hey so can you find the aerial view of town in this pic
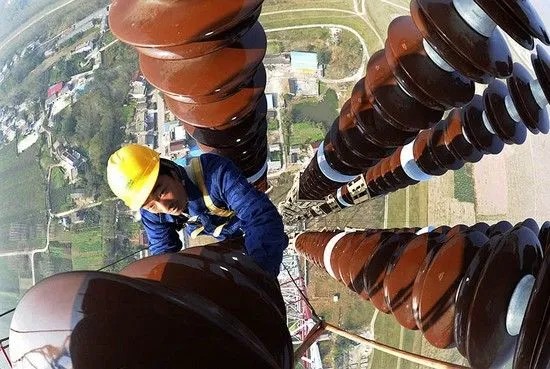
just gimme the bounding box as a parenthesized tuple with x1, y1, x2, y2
(0, 0, 549, 368)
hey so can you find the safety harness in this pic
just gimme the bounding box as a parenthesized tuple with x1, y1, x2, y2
(184, 157, 235, 239)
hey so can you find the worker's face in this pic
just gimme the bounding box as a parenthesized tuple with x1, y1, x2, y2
(141, 174, 188, 216)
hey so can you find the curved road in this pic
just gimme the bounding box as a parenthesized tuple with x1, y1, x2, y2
(0, 0, 82, 54)
(262, 6, 386, 83)
(266, 24, 369, 83)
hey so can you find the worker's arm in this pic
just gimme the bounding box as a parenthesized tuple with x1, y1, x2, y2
(140, 210, 183, 255)
(203, 154, 288, 277)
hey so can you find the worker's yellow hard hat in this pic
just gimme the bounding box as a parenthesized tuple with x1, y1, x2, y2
(107, 144, 160, 211)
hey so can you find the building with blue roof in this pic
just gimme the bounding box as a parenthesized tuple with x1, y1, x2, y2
(290, 52, 318, 74)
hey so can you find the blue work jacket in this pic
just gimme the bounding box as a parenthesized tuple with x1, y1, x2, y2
(140, 154, 288, 277)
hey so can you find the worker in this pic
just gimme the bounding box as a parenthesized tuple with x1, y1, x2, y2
(107, 144, 288, 277)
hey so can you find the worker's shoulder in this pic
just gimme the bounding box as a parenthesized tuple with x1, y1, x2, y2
(199, 153, 237, 172)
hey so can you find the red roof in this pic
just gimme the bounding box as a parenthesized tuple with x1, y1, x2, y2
(47, 82, 64, 98)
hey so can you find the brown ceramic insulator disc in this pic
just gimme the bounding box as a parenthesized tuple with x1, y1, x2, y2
(197, 120, 266, 157)
(350, 80, 417, 147)
(454, 234, 502, 357)
(483, 79, 528, 145)
(426, 120, 464, 171)
(414, 230, 487, 349)
(465, 226, 542, 369)
(385, 16, 475, 110)
(120, 252, 292, 368)
(532, 45, 550, 106)
(385, 230, 447, 329)
(166, 65, 266, 128)
(474, 0, 550, 49)
(181, 245, 286, 315)
(414, 127, 451, 176)
(9, 270, 288, 369)
(332, 184, 351, 207)
(444, 108, 484, 163)
(339, 101, 384, 165)
(389, 147, 419, 189)
(410, 0, 513, 84)
(379, 156, 401, 190)
(366, 50, 443, 132)
(343, 232, 393, 297)
(348, 105, 403, 159)
(517, 218, 540, 237)
(470, 222, 490, 234)
(514, 249, 550, 369)
(366, 167, 387, 197)
(539, 221, 550, 253)
(108, 0, 263, 59)
(364, 233, 418, 314)
(372, 161, 395, 194)
(323, 126, 365, 175)
(508, 62, 549, 135)
(486, 220, 514, 238)
(328, 234, 358, 282)
(182, 96, 267, 148)
(462, 95, 505, 155)
(139, 22, 266, 104)
(331, 117, 378, 170)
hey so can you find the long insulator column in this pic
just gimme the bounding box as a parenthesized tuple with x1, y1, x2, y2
(363, 45, 550, 198)
(298, 0, 549, 200)
(303, 44, 550, 219)
(108, 1, 269, 191)
(296, 219, 550, 369)
(9, 244, 293, 368)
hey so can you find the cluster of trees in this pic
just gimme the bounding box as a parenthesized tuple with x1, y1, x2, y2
(0, 49, 48, 106)
(52, 42, 138, 199)
(290, 88, 339, 131)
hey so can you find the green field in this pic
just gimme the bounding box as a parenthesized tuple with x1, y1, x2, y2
(386, 182, 429, 229)
(0, 141, 47, 250)
(290, 122, 325, 146)
(263, 0, 355, 12)
(49, 166, 73, 213)
(260, 11, 383, 53)
(53, 226, 103, 270)
(369, 312, 401, 369)
(454, 164, 475, 203)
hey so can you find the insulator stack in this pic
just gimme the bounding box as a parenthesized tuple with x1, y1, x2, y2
(9, 244, 293, 369)
(298, 0, 549, 200)
(362, 45, 550, 198)
(296, 219, 550, 368)
(108, 0, 269, 191)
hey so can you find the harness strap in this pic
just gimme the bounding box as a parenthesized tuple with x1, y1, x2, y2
(188, 158, 235, 218)
(190, 226, 205, 239)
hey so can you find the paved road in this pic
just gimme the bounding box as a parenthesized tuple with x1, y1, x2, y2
(266, 24, 369, 83)
(0, 0, 82, 54)
(262, 5, 386, 83)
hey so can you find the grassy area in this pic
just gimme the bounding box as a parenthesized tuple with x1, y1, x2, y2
(268, 118, 279, 131)
(53, 226, 104, 270)
(0, 141, 47, 249)
(369, 312, 401, 369)
(263, 0, 355, 12)
(364, 0, 409, 38)
(260, 11, 383, 53)
(386, 183, 429, 229)
(49, 166, 74, 213)
(291, 89, 339, 129)
(454, 164, 475, 203)
(265, 27, 363, 79)
(290, 121, 325, 146)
